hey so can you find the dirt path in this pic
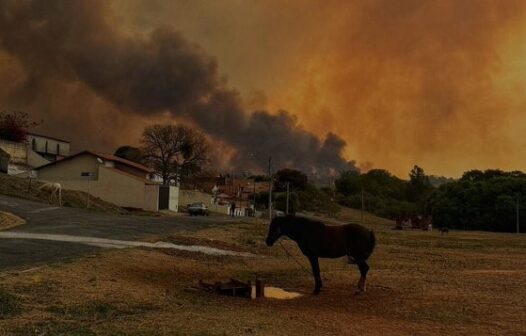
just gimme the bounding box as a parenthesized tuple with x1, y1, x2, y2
(0, 231, 253, 257)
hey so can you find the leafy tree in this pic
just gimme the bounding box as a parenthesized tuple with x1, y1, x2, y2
(0, 111, 38, 142)
(428, 175, 456, 187)
(114, 146, 144, 164)
(141, 124, 209, 185)
(429, 169, 526, 232)
(273, 168, 308, 192)
(335, 170, 361, 196)
(295, 184, 340, 216)
(274, 192, 299, 214)
(250, 175, 270, 182)
(460, 169, 485, 182)
(407, 165, 433, 202)
(335, 167, 429, 218)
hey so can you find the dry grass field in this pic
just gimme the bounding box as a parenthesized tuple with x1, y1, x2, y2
(0, 210, 525, 335)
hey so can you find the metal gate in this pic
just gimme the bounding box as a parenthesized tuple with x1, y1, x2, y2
(158, 186, 170, 210)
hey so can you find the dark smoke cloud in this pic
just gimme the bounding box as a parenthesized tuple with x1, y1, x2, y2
(0, 0, 356, 176)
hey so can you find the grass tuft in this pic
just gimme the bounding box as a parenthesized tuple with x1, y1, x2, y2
(0, 290, 21, 319)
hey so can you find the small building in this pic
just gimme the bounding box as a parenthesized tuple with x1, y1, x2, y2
(35, 150, 178, 212)
(218, 177, 268, 200)
(0, 132, 70, 175)
(27, 133, 71, 161)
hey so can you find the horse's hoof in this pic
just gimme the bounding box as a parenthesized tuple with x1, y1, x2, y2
(312, 289, 321, 295)
(354, 290, 364, 296)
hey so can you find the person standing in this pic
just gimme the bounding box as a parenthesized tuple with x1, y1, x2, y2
(230, 202, 236, 217)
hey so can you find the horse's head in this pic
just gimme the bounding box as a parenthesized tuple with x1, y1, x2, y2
(266, 216, 284, 246)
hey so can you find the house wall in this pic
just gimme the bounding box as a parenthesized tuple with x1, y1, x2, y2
(144, 184, 160, 212)
(36, 154, 160, 212)
(0, 140, 27, 165)
(39, 165, 159, 212)
(97, 167, 158, 211)
(37, 153, 99, 181)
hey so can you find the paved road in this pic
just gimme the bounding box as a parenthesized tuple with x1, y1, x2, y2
(0, 194, 242, 271)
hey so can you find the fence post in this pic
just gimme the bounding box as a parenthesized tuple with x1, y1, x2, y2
(517, 196, 520, 234)
(286, 182, 290, 215)
(268, 156, 272, 220)
(361, 188, 365, 224)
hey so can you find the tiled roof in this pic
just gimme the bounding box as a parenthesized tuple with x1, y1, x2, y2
(35, 150, 154, 174)
(94, 153, 153, 173)
(28, 132, 70, 143)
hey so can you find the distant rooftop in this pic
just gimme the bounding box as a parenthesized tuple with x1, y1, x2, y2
(28, 132, 70, 143)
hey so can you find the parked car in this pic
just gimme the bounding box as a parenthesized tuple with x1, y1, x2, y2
(187, 202, 210, 216)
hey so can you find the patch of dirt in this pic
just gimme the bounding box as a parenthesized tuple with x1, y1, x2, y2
(0, 211, 25, 230)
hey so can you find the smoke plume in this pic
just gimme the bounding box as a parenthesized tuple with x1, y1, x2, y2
(0, 0, 356, 176)
(114, 0, 526, 177)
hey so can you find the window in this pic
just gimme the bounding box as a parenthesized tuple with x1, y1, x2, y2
(32, 138, 36, 151)
(56, 143, 60, 155)
(45, 141, 48, 153)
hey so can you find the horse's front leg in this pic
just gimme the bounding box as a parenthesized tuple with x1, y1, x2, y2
(308, 256, 322, 294)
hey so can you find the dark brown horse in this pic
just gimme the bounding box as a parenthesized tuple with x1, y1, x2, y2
(266, 216, 376, 294)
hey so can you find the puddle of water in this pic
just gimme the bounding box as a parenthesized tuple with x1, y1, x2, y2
(251, 286, 302, 300)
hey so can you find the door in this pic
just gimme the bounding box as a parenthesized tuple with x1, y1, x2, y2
(158, 186, 170, 210)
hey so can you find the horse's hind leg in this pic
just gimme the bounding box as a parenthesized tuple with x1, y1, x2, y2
(356, 261, 369, 293)
(308, 256, 322, 295)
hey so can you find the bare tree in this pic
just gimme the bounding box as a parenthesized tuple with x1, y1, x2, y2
(141, 124, 209, 185)
(0, 111, 40, 142)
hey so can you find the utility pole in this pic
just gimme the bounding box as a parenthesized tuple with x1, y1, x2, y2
(87, 176, 91, 209)
(286, 182, 290, 215)
(268, 156, 272, 220)
(253, 180, 256, 217)
(361, 188, 365, 224)
(517, 196, 520, 234)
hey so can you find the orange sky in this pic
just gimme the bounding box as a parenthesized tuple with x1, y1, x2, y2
(3, 0, 526, 177)
(114, 0, 526, 177)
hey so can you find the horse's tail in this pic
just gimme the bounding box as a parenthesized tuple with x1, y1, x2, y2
(364, 230, 376, 260)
